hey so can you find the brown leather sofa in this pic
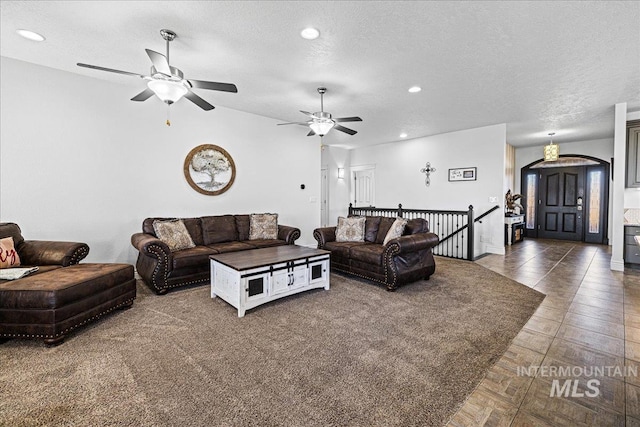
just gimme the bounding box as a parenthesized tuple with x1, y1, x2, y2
(313, 217, 439, 291)
(131, 215, 301, 294)
(0, 222, 136, 345)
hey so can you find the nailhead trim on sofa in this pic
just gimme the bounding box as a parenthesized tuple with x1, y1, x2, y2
(0, 297, 134, 340)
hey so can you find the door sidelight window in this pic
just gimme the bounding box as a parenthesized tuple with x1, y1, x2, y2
(587, 170, 602, 234)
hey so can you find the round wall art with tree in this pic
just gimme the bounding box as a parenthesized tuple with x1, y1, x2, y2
(183, 144, 236, 195)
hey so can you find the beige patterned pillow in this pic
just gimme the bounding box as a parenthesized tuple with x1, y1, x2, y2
(335, 216, 366, 242)
(383, 217, 408, 245)
(152, 219, 196, 251)
(249, 213, 278, 240)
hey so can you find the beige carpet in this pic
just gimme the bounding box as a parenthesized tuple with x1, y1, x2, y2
(0, 257, 544, 427)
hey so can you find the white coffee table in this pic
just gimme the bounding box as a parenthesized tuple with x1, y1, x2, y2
(210, 246, 330, 317)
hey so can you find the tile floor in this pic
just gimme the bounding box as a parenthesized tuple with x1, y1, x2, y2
(447, 238, 640, 426)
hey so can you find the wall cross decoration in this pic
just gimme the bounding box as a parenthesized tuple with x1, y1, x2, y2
(420, 162, 436, 186)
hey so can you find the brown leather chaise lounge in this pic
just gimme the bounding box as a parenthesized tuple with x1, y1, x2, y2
(131, 215, 301, 294)
(314, 216, 439, 291)
(0, 222, 136, 345)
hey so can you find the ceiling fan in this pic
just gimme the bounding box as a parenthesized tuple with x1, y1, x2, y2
(278, 87, 362, 137)
(77, 29, 237, 112)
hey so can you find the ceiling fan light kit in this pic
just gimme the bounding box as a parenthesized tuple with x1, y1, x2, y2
(308, 112, 335, 136)
(76, 29, 238, 123)
(147, 79, 188, 104)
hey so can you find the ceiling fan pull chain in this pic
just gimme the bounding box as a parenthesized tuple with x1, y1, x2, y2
(166, 104, 171, 126)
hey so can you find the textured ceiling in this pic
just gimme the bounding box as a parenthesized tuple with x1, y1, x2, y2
(1, 1, 639, 149)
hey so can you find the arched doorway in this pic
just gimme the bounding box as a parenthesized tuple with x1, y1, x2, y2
(521, 155, 610, 244)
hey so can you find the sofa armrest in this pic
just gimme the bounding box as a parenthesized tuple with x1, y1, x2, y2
(131, 233, 174, 294)
(131, 233, 171, 260)
(382, 232, 439, 290)
(313, 227, 337, 249)
(277, 225, 301, 244)
(20, 240, 89, 267)
(384, 232, 439, 255)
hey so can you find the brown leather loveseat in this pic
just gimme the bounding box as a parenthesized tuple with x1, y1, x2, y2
(131, 215, 301, 294)
(313, 216, 439, 291)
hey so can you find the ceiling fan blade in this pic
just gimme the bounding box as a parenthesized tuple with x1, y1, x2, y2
(334, 124, 358, 135)
(77, 63, 145, 78)
(188, 80, 238, 93)
(184, 90, 215, 111)
(277, 121, 311, 126)
(130, 88, 155, 102)
(300, 110, 316, 117)
(334, 116, 363, 123)
(307, 129, 316, 137)
(145, 49, 171, 75)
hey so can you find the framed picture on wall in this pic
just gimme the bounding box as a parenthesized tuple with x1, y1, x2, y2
(448, 167, 477, 182)
(184, 144, 236, 195)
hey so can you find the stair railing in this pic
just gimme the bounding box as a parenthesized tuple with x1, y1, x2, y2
(348, 203, 500, 260)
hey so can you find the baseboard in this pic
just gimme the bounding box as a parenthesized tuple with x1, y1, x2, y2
(483, 243, 505, 255)
(610, 259, 624, 272)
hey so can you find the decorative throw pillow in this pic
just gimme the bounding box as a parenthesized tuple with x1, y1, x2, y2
(335, 216, 366, 242)
(249, 213, 278, 240)
(0, 237, 21, 269)
(383, 217, 409, 245)
(375, 217, 397, 244)
(152, 219, 196, 252)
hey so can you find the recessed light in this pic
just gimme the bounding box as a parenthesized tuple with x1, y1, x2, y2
(16, 29, 45, 42)
(300, 27, 320, 40)
(399, 133, 408, 138)
(408, 86, 421, 93)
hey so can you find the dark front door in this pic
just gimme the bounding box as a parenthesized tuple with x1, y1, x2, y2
(537, 167, 585, 240)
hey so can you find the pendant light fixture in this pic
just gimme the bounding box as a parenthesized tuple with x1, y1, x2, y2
(543, 132, 559, 161)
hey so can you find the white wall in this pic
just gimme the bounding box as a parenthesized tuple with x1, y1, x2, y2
(346, 124, 507, 256)
(505, 143, 516, 194)
(0, 57, 320, 263)
(321, 146, 351, 222)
